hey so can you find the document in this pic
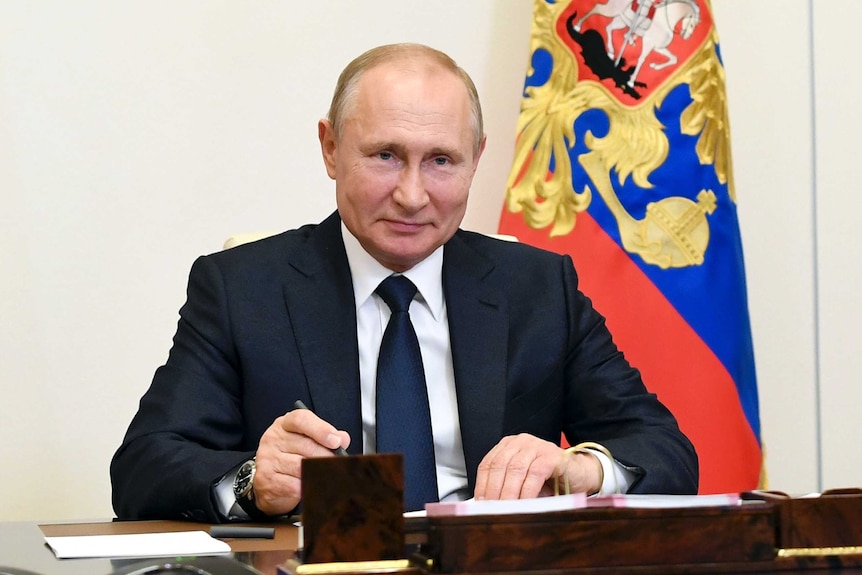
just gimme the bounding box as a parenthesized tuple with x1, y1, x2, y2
(44, 530, 231, 559)
(586, 493, 742, 508)
(424, 493, 743, 517)
(426, 493, 588, 516)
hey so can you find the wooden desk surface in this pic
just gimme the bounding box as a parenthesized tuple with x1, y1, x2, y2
(39, 519, 300, 553)
(37, 520, 300, 573)
(0, 518, 856, 575)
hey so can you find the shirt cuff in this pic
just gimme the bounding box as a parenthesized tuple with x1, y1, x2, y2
(583, 447, 637, 495)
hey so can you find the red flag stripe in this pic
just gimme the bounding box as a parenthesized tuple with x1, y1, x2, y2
(499, 208, 761, 493)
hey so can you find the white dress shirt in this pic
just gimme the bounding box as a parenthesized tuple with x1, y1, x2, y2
(215, 224, 633, 518)
(342, 224, 632, 498)
(342, 223, 470, 502)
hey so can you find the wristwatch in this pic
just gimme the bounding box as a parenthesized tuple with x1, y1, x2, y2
(233, 458, 268, 520)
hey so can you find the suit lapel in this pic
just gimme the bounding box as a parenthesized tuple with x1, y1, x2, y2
(443, 233, 509, 489)
(280, 222, 510, 473)
(280, 213, 363, 452)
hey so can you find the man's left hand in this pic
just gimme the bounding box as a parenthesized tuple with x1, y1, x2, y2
(473, 434, 602, 500)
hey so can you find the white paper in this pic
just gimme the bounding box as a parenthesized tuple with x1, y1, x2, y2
(586, 493, 742, 508)
(423, 493, 747, 517)
(44, 530, 231, 559)
(426, 493, 588, 516)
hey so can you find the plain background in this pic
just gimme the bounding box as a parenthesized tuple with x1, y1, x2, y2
(1, 0, 858, 521)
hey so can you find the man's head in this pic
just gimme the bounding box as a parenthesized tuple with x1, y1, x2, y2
(318, 43, 487, 273)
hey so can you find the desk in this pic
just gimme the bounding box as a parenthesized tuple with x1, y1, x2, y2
(0, 518, 858, 575)
(0, 520, 299, 575)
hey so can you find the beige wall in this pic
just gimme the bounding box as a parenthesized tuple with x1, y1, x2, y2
(0, 0, 857, 521)
(811, 0, 862, 487)
(718, 0, 862, 492)
(715, 0, 819, 493)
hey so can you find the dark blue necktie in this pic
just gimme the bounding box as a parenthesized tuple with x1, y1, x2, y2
(375, 275, 439, 512)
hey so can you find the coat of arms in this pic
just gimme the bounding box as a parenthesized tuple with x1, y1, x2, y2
(505, 0, 732, 269)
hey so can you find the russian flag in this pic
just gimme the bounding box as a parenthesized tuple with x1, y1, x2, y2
(499, 0, 762, 493)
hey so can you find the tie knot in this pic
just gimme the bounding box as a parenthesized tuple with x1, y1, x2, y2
(376, 275, 417, 313)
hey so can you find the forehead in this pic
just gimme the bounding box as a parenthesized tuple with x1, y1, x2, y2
(360, 58, 463, 94)
(346, 61, 472, 139)
(356, 61, 470, 119)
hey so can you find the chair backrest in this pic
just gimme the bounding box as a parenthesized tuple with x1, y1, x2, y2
(223, 231, 280, 250)
(223, 231, 518, 250)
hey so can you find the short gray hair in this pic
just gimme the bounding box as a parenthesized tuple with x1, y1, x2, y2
(326, 43, 484, 155)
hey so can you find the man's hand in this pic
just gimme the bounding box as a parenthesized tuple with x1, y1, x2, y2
(474, 434, 602, 500)
(251, 409, 350, 516)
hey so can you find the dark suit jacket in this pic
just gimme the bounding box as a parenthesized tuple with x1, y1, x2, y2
(111, 211, 697, 521)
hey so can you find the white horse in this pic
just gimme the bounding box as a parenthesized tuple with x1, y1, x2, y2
(573, 0, 633, 36)
(574, 0, 702, 87)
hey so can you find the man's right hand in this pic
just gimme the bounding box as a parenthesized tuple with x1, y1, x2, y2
(251, 408, 350, 516)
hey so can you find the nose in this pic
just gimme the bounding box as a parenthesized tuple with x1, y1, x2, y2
(393, 165, 429, 212)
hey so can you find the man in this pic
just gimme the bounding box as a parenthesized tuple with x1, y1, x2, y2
(111, 43, 697, 522)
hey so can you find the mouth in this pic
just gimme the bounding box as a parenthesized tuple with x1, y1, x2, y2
(384, 219, 427, 234)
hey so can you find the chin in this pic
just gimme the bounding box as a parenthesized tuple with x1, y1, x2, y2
(379, 247, 432, 271)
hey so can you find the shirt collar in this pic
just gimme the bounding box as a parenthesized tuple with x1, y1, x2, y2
(341, 222, 445, 321)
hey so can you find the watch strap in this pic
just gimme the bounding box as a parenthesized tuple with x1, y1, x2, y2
(235, 490, 271, 521)
(233, 459, 271, 521)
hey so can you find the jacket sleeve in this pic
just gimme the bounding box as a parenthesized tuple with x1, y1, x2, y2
(110, 255, 254, 522)
(558, 254, 699, 494)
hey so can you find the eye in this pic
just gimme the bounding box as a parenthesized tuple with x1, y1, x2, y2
(378, 151, 393, 161)
(433, 156, 449, 166)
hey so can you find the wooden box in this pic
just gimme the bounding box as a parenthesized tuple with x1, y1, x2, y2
(744, 489, 862, 550)
(422, 503, 776, 573)
(301, 454, 405, 564)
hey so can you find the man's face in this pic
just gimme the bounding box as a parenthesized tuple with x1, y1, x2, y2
(319, 61, 485, 272)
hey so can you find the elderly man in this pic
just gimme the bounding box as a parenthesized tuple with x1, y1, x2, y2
(111, 43, 697, 522)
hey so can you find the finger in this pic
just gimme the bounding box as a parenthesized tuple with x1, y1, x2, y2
(525, 445, 570, 498)
(336, 430, 351, 451)
(518, 458, 552, 499)
(259, 415, 334, 462)
(478, 435, 563, 500)
(474, 443, 502, 500)
(256, 446, 303, 480)
(476, 438, 516, 500)
(251, 450, 303, 516)
(474, 459, 490, 499)
(497, 448, 535, 500)
(280, 408, 349, 453)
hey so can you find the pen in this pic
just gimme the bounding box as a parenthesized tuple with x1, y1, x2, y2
(293, 399, 349, 457)
(210, 525, 275, 539)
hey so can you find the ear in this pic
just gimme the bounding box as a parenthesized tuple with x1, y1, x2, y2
(472, 134, 488, 173)
(318, 119, 338, 180)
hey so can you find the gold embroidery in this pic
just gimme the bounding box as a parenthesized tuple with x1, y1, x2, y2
(505, 0, 732, 268)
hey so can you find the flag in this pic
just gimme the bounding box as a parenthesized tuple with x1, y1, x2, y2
(499, 0, 761, 493)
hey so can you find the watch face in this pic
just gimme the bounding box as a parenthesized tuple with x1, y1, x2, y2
(234, 460, 255, 499)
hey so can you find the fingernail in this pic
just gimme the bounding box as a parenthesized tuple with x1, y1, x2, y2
(326, 433, 341, 449)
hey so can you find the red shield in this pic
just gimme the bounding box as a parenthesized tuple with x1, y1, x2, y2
(555, 0, 713, 106)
